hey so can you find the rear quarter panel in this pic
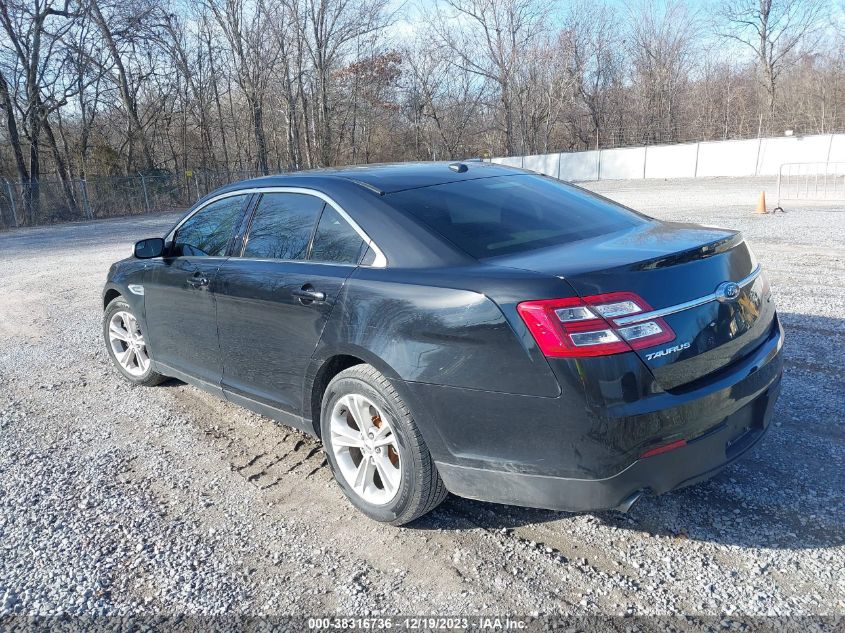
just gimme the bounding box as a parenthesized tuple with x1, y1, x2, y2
(307, 266, 568, 458)
(314, 267, 562, 398)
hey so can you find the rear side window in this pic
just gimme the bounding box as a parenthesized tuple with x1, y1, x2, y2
(173, 194, 248, 257)
(310, 206, 366, 264)
(243, 193, 324, 260)
(386, 175, 646, 258)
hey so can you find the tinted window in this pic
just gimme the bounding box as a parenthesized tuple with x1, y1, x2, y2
(310, 206, 366, 264)
(243, 193, 324, 260)
(386, 175, 646, 258)
(173, 195, 247, 257)
(360, 246, 376, 266)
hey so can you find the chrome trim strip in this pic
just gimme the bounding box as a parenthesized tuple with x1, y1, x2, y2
(167, 186, 387, 268)
(738, 265, 763, 287)
(612, 266, 762, 326)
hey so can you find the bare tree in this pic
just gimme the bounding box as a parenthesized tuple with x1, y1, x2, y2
(433, 0, 550, 156)
(402, 34, 485, 160)
(204, 0, 279, 175)
(717, 0, 828, 131)
(565, 0, 622, 149)
(88, 0, 160, 172)
(160, 11, 217, 171)
(61, 4, 107, 180)
(0, 0, 80, 222)
(626, 0, 698, 144)
(285, 0, 391, 166)
(264, 0, 307, 169)
(0, 70, 28, 185)
(3, 0, 845, 228)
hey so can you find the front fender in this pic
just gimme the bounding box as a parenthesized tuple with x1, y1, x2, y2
(102, 262, 149, 332)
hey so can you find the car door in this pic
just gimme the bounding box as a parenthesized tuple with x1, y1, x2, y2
(143, 192, 251, 389)
(214, 190, 370, 420)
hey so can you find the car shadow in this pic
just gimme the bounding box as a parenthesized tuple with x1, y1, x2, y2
(410, 312, 844, 551)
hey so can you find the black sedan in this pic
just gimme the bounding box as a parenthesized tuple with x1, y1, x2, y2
(103, 162, 783, 525)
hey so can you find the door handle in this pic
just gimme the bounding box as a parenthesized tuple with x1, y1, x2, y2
(187, 273, 209, 288)
(292, 286, 326, 303)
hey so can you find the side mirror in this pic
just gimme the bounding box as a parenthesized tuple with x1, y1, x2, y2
(134, 237, 165, 259)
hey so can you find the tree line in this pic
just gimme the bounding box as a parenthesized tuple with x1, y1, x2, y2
(0, 0, 843, 223)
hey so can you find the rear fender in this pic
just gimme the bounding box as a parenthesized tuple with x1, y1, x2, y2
(301, 342, 446, 453)
(319, 270, 562, 397)
(309, 270, 566, 460)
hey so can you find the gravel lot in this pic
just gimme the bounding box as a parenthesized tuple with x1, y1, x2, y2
(0, 176, 843, 618)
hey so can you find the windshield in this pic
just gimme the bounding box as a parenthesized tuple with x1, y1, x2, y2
(386, 174, 648, 258)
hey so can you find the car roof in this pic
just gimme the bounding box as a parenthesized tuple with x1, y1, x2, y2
(226, 161, 526, 195)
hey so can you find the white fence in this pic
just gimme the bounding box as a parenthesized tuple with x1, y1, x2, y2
(491, 133, 845, 182)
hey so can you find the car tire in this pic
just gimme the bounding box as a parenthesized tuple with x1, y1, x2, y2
(103, 296, 166, 387)
(321, 364, 448, 526)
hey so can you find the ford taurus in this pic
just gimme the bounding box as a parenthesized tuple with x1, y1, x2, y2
(103, 162, 783, 525)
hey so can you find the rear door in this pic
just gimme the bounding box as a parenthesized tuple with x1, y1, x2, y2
(214, 190, 369, 416)
(144, 193, 250, 388)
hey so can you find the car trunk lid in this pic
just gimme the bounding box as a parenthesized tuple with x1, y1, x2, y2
(491, 221, 776, 390)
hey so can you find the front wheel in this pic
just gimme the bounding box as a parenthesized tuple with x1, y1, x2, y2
(103, 296, 165, 387)
(321, 364, 447, 526)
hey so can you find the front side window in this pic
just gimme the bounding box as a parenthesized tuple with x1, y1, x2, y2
(173, 194, 248, 257)
(243, 193, 324, 260)
(310, 206, 366, 264)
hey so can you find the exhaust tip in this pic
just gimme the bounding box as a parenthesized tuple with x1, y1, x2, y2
(615, 490, 646, 513)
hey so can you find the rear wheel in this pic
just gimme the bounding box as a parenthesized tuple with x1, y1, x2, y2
(104, 296, 165, 386)
(321, 364, 447, 525)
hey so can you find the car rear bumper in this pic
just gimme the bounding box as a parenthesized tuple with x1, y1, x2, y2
(409, 316, 784, 513)
(434, 373, 780, 512)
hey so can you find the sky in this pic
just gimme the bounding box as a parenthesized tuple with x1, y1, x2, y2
(386, 0, 845, 62)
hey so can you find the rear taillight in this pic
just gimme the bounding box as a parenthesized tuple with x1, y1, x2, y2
(517, 292, 675, 358)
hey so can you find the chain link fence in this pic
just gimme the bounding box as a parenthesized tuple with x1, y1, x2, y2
(0, 170, 263, 230)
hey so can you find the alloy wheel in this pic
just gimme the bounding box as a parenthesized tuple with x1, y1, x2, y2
(108, 310, 150, 377)
(329, 393, 402, 505)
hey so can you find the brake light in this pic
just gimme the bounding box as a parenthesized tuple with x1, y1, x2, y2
(516, 292, 675, 358)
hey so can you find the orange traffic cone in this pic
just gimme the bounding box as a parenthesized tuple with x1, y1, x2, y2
(755, 191, 768, 214)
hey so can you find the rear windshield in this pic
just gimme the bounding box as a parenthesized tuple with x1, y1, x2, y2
(386, 175, 647, 258)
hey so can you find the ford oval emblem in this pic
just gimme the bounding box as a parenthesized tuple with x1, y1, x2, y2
(715, 281, 741, 302)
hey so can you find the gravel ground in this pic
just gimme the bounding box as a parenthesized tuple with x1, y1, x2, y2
(0, 176, 843, 618)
